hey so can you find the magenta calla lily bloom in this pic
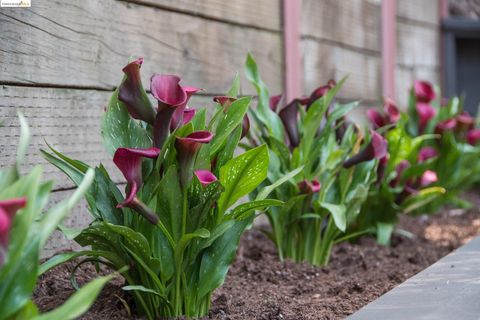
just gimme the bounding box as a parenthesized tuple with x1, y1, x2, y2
(456, 112, 475, 133)
(194, 170, 218, 187)
(298, 179, 321, 194)
(270, 94, 283, 112)
(418, 146, 438, 162)
(0, 197, 27, 265)
(171, 107, 196, 130)
(467, 129, 480, 145)
(384, 98, 400, 123)
(416, 102, 436, 133)
(376, 154, 389, 183)
(434, 118, 456, 135)
(367, 108, 388, 129)
(414, 80, 436, 103)
(118, 58, 156, 125)
(279, 99, 300, 148)
(307, 79, 336, 109)
(343, 130, 388, 168)
(151, 74, 200, 147)
(176, 131, 214, 187)
(113, 147, 160, 224)
(420, 170, 438, 187)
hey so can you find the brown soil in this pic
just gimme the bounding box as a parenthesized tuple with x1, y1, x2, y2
(34, 193, 480, 320)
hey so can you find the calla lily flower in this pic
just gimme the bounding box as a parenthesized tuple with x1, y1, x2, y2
(367, 109, 388, 129)
(118, 58, 156, 125)
(414, 80, 436, 103)
(279, 99, 300, 148)
(298, 179, 321, 194)
(384, 98, 400, 123)
(418, 146, 438, 162)
(456, 112, 475, 133)
(376, 154, 389, 183)
(151, 74, 200, 147)
(434, 118, 456, 135)
(113, 147, 160, 224)
(416, 103, 436, 133)
(213, 96, 237, 108)
(0, 197, 27, 265)
(175, 131, 214, 187)
(467, 129, 480, 145)
(270, 94, 283, 112)
(307, 79, 336, 109)
(420, 170, 438, 186)
(171, 107, 196, 130)
(343, 130, 388, 168)
(194, 170, 218, 187)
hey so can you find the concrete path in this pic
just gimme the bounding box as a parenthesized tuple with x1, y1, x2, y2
(348, 236, 480, 320)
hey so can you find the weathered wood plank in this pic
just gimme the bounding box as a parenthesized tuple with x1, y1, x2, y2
(126, 0, 281, 31)
(0, 0, 283, 94)
(301, 0, 381, 52)
(397, 20, 440, 69)
(0, 85, 214, 190)
(302, 39, 381, 101)
(397, 0, 439, 26)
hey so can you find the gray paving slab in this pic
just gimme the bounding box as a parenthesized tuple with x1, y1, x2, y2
(348, 236, 480, 320)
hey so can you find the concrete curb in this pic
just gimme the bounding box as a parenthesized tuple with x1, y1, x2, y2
(348, 236, 480, 320)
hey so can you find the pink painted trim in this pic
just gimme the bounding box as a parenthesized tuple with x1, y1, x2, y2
(381, 0, 397, 99)
(439, 0, 449, 18)
(283, 0, 302, 102)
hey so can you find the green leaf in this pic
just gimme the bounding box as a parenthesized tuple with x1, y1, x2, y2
(319, 202, 347, 232)
(16, 113, 30, 167)
(41, 149, 85, 186)
(122, 285, 164, 297)
(156, 166, 183, 241)
(217, 145, 269, 213)
(229, 199, 284, 219)
(376, 222, 395, 246)
(32, 275, 112, 320)
(101, 88, 151, 155)
(256, 166, 304, 200)
(226, 73, 241, 97)
(401, 187, 446, 214)
(209, 97, 251, 155)
(244, 53, 284, 140)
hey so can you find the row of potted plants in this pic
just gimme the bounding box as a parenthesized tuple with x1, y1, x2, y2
(1, 54, 479, 319)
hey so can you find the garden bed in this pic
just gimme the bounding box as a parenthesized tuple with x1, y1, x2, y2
(34, 193, 480, 320)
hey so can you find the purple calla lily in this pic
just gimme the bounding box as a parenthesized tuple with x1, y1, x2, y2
(0, 197, 27, 265)
(467, 129, 480, 145)
(343, 130, 388, 168)
(434, 118, 456, 135)
(270, 94, 283, 112)
(113, 147, 160, 224)
(376, 154, 389, 183)
(151, 74, 200, 147)
(420, 170, 438, 186)
(367, 109, 388, 129)
(213, 96, 237, 108)
(307, 79, 336, 109)
(298, 179, 321, 194)
(175, 131, 214, 187)
(279, 99, 300, 148)
(384, 97, 400, 123)
(414, 80, 436, 103)
(367, 98, 400, 130)
(456, 112, 475, 133)
(416, 102, 436, 133)
(118, 58, 156, 125)
(418, 146, 438, 162)
(194, 170, 218, 187)
(171, 107, 196, 130)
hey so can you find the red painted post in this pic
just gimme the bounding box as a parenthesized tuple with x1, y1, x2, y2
(439, 0, 448, 93)
(381, 0, 397, 99)
(283, 0, 302, 102)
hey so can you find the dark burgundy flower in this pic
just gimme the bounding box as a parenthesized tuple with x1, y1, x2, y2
(456, 112, 475, 133)
(214, 96, 237, 108)
(171, 107, 196, 130)
(418, 146, 438, 162)
(416, 103, 436, 133)
(307, 79, 336, 109)
(367, 109, 388, 129)
(384, 97, 400, 123)
(113, 147, 160, 224)
(414, 80, 436, 103)
(390, 160, 410, 187)
(376, 154, 389, 183)
(420, 170, 438, 186)
(467, 129, 480, 145)
(279, 99, 300, 148)
(298, 179, 321, 194)
(151, 74, 200, 147)
(194, 170, 218, 187)
(343, 130, 388, 168)
(242, 114, 251, 139)
(270, 94, 283, 112)
(434, 118, 456, 135)
(118, 58, 156, 125)
(175, 131, 214, 187)
(0, 197, 27, 265)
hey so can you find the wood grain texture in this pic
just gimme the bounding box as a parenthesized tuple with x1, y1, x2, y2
(302, 39, 381, 101)
(0, 85, 214, 190)
(0, 0, 282, 94)
(397, 0, 439, 26)
(397, 20, 440, 68)
(301, 0, 381, 52)
(125, 0, 281, 31)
